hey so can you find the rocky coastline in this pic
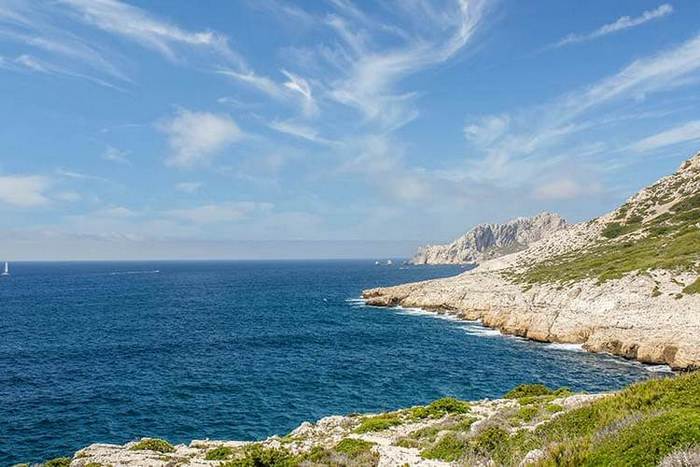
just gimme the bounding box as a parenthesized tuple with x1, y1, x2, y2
(365, 152, 700, 370)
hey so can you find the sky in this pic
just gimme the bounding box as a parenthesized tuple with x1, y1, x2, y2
(2, 0, 700, 260)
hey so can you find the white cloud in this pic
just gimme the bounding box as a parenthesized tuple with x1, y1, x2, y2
(0, 1, 131, 83)
(268, 120, 336, 145)
(217, 69, 284, 98)
(466, 31, 700, 183)
(464, 115, 510, 146)
(9, 53, 124, 90)
(632, 120, 700, 152)
(327, 0, 489, 130)
(281, 69, 317, 115)
(59, 0, 242, 66)
(102, 145, 130, 164)
(533, 178, 602, 200)
(175, 181, 202, 193)
(0, 175, 51, 207)
(166, 201, 273, 224)
(555, 4, 673, 48)
(158, 109, 243, 168)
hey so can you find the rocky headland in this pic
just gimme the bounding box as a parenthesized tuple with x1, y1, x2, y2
(365, 152, 700, 370)
(410, 213, 567, 265)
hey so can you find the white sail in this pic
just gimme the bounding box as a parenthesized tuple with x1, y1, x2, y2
(2, 262, 8, 276)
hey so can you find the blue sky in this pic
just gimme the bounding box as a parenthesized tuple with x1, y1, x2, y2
(2, 0, 700, 259)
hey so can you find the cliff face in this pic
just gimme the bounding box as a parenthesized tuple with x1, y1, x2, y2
(410, 212, 567, 264)
(365, 151, 700, 370)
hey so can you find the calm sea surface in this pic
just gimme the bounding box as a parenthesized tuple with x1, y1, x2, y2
(0, 260, 656, 464)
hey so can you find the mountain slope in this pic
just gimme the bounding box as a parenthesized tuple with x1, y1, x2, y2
(410, 212, 566, 264)
(364, 151, 700, 369)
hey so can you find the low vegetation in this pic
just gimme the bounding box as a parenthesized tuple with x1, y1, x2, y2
(43, 458, 71, 467)
(129, 438, 175, 453)
(38, 374, 700, 467)
(205, 445, 235, 460)
(518, 190, 700, 285)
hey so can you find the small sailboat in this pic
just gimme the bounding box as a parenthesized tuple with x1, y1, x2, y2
(1, 261, 9, 276)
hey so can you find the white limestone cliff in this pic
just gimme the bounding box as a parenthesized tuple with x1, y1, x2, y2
(410, 213, 567, 265)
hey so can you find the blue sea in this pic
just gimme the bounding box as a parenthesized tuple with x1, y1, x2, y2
(1, 260, 657, 465)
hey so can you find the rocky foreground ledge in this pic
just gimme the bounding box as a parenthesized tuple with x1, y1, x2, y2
(30, 373, 700, 466)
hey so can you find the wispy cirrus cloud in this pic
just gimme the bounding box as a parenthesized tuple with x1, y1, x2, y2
(325, 0, 489, 130)
(0, 53, 125, 90)
(632, 120, 700, 152)
(553, 4, 673, 48)
(158, 109, 244, 168)
(268, 120, 337, 146)
(464, 30, 700, 182)
(58, 0, 244, 66)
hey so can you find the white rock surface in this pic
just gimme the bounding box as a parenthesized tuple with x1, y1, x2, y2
(410, 212, 567, 265)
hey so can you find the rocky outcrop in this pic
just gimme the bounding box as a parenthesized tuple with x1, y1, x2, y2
(365, 151, 700, 370)
(410, 212, 566, 264)
(60, 392, 606, 467)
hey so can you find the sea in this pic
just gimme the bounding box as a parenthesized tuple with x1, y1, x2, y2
(0, 260, 663, 465)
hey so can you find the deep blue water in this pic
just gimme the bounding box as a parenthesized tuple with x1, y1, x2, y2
(0, 260, 655, 465)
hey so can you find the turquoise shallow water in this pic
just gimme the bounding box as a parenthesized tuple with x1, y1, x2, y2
(0, 260, 655, 465)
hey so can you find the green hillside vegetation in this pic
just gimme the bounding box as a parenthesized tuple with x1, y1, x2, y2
(518, 191, 700, 288)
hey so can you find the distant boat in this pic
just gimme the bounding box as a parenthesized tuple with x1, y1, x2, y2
(375, 260, 380, 265)
(1, 262, 9, 276)
(386, 259, 393, 265)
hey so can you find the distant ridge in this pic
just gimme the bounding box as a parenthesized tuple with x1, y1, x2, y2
(410, 212, 567, 264)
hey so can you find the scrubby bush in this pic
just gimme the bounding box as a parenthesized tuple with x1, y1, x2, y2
(421, 432, 468, 461)
(129, 438, 175, 453)
(222, 444, 296, 467)
(43, 458, 71, 467)
(354, 413, 402, 433)
(205, 446, 235, 460)
(409, 397, 471, 419)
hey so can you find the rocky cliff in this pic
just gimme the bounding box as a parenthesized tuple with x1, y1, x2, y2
(410, 212, 567, 264)
(365, 151, 700, 370)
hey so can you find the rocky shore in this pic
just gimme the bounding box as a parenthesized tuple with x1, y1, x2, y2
(32, 372, 700, 466)
(365, 152, 700, 370)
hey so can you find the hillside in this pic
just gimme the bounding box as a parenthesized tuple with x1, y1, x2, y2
(364, 151, 700, 369)
(410, 213, 566, 265)
(41, 373, 700, 466)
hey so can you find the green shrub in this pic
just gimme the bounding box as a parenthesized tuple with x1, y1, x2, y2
(546, 404, 564, 413)
(683, 277, 700, 294)
(354, 413, 402, 433)
(421, 432, 468, 461)
(222, 444, 297, 467)
(514, 405, 539, 422)
(547, 409, 700, 466)
(472, 426, 509, 455)
(43, 459, 71, 467)
(205, 446, 235, 460)
(410, 397, 471, 419)
(504, 384, 552, 399)
(334, 438, 375, 458)
(129, 438, 175, 453)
